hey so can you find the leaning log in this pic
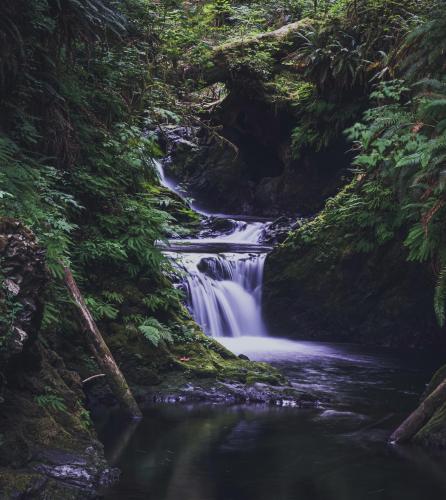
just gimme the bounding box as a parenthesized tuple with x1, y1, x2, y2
(63, 266, 142, 419)
(389, 378, 446, 444)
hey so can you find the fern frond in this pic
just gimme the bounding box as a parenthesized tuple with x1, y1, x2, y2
(434, 264, 446, 326)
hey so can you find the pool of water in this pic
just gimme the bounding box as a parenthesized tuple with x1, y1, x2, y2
(100, 338, 446, 500)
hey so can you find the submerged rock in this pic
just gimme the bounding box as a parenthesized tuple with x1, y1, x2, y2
(146, 375, 319, 408)
(32, 447, 118, 494)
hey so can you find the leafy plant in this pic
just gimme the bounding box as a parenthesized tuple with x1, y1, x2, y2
(138, 317, 173, 347)
(35, 392, 67, 413)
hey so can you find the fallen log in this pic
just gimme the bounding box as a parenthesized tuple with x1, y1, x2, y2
(63, 266, 142, 419)
(389, 378, 446, 444)
(187, 19, 309, 85)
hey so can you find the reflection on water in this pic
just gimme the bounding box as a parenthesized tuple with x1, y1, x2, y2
(101, 339, 446, 500)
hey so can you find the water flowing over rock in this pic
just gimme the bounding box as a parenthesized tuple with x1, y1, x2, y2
(176, 251, 268, 338)
(156, 155, 272, 339)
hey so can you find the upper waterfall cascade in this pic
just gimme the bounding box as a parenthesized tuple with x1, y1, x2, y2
(155, 158, 271, 338)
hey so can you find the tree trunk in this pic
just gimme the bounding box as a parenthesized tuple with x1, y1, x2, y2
(389, 378, 446, 444)
(186, 20, 309, 85)
(63, 266, 142, 419)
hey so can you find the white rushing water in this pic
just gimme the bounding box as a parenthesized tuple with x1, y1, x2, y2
(178, 220, 268, 245)
(168, 251, 268, 338)
(154, 158, 211, 216)
(155, 156, 271, 338)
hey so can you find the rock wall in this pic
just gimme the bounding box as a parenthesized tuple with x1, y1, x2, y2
(0, 218, 47, 365)
(263, 225, 445, 349)
(0, 219, 114, 498)
(160, 93, 350, 217)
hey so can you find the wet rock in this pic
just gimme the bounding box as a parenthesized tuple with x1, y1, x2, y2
(141, 373, 318, 409)
(32, 447, 119, 493)
(0, 218, 48, 367)
(259, 216, 303, 245)
(158, 125, 200, 156)
(199, 216, 238, 238)
(197, 256, 231, 281)
(238, 354, 250, 361)
(157, 90, 350, 217)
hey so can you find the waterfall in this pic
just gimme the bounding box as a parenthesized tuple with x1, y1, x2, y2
(155, 156, 271, 338)
(171, 252, 268, 338)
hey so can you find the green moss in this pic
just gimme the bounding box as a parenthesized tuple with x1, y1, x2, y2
(167, 332, 284, 386)
(423, 365, 446, 398)
(414, 402, 446, 449)
(263, 179, 441, 347)
(0, 341, 100, 469)
(246, 372, 282, 386)
(0, 470, 45, 498)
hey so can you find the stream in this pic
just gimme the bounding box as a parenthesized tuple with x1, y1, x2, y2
(102, 159, 446, 499)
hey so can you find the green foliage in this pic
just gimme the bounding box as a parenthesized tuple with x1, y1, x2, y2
(434, 265, 446, 327)
(285, 0, 430, 156)
(138, 317, 173, 347)
(292, 24, 368, 94)
(0, 0, 196, 338)
(227, 41, 278, 81)
(35, 392, 67, 413)
(78, 405, 93, 431)
(142, 287, 185, 314)
(339, 3, 446, 324)
(0, 136, 78, 277)
(0, 0, 441, 344)
(291, 98, 361, 154)
(84, 296, 119, 321)
(285, 2, 446, 326)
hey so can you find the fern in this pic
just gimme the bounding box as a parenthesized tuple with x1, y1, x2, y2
(84, 296, 119, 320)
(35, 393, 67, 413)
(138, 317, 173, 347)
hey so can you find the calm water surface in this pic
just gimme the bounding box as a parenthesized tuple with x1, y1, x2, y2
(101, 337, 446, 500)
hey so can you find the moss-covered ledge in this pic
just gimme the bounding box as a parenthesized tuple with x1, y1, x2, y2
(263, 186, 445, 348)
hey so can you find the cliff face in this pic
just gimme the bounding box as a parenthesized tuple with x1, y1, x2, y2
(0, 218, 114, 498)
(263, 221, 445, 349)
(162, 101, 349, 218)
(0, 219, 47, 365)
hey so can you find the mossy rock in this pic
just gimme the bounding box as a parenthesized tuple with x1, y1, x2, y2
(0, 470, 47, 499)
(263, 214, 444, 348)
